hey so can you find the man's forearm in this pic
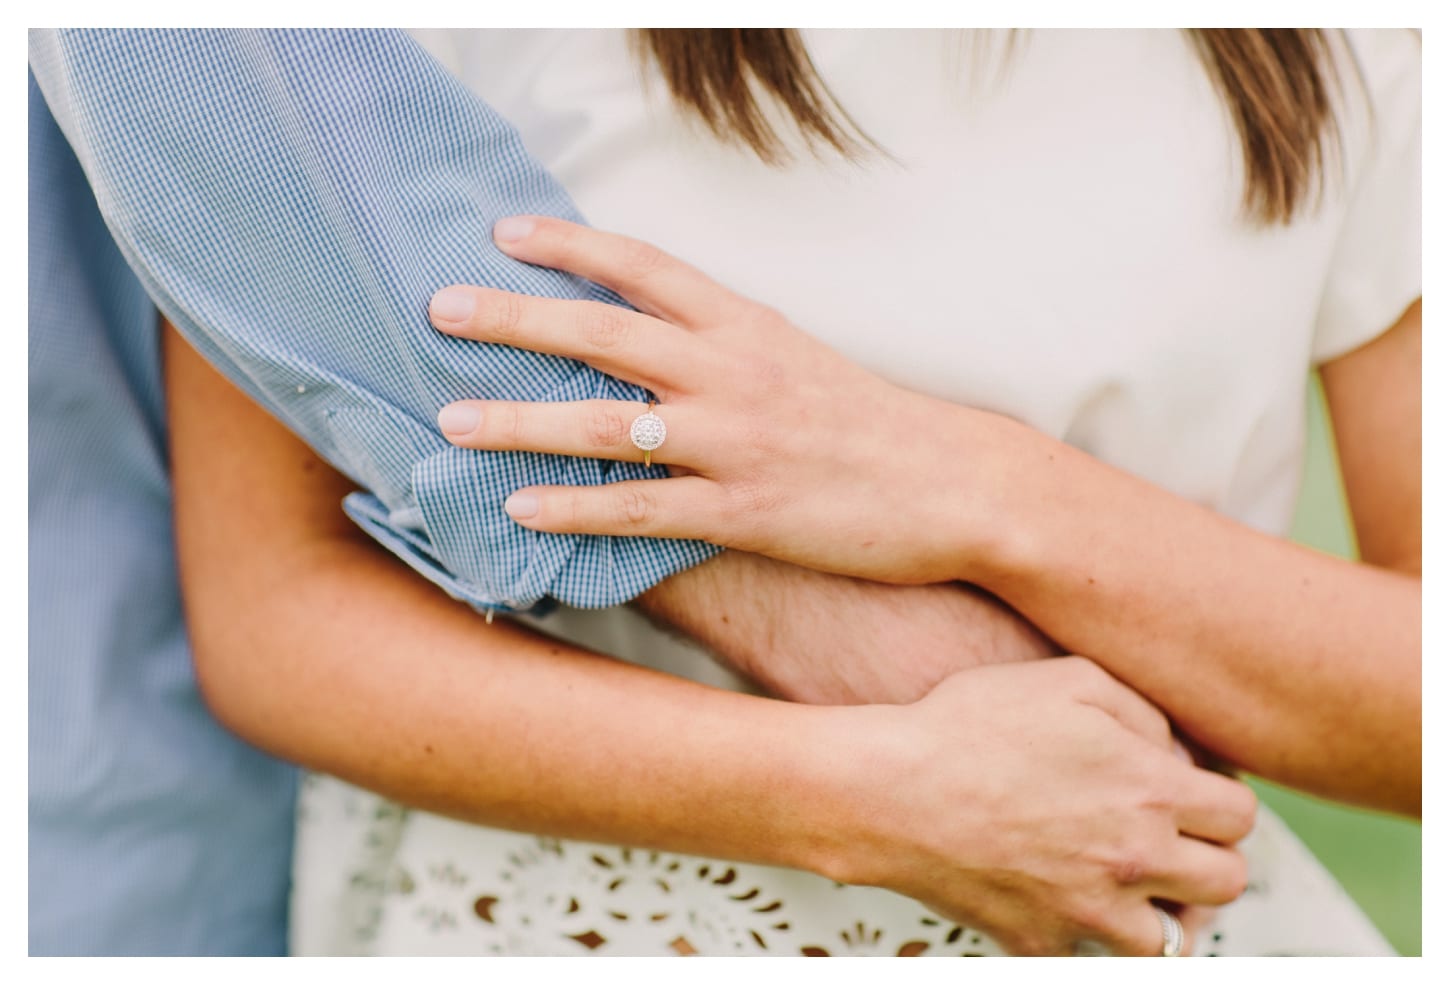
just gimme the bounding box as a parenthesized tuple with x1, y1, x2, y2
(637, 551, 1059, 705)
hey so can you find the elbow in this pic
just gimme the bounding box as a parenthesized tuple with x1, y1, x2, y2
(179, 551, 327, 752)
(179, 539, 370, 758)
(184, 602, 280, 748)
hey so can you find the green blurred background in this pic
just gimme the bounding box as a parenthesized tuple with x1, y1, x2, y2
(1263, 373, 1421, 955)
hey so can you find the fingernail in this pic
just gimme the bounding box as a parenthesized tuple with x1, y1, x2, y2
(504, 491, 540, 519)
(430, 287, 475, 324)
(494, 216, 535, 243)
(437, 403, 481, 435)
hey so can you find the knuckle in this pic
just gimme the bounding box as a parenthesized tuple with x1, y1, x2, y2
(582, 304, 634, 351)
(559, 490, 584, 530)
(489, 291, 526, 343)
(487, 403, 524, 447)
(723, 473, 785, 524)
(1109, 851, 1150, 888)
(584, 407, 627, 449)
(615, 487, 657, 528)
(619, 238, 667, 281)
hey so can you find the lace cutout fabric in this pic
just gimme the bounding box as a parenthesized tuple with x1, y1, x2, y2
(291, 773, 1394, 956)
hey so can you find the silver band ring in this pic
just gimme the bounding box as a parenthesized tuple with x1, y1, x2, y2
(1154, 906, 1185, 957)
(630, 399, 667, 467)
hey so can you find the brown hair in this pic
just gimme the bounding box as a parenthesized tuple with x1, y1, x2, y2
(635, 29, 1340, 225)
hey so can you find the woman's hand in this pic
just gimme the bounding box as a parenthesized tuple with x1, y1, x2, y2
(823, 657, 1255, 956)
(430, 215, 990, 585)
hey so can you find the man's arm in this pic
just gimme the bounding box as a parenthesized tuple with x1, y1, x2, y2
(639, 553, 1056, 704)
(29, 27, 715, 613)
(31, 28, 1055, 700)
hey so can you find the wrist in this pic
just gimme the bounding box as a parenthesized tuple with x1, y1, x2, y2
(787, 702, 919, 887)
(684, 698, 900, 879)
(943, 410, 1056, 587)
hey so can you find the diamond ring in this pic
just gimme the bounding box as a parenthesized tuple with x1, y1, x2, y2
(630, 399, 667, 467)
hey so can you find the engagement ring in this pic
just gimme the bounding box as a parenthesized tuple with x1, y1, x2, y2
(630, 399, 667, 467)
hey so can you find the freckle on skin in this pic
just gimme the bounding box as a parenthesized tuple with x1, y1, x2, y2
(424, 744, 434, 755)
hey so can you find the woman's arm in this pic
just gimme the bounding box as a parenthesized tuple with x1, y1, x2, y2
(954, 300, 1421, 815)
(163, 319, 1256, 956)
(163, 321, 837, 868)
(433, 218, 1419, 816)
(1321, 300, 1421, 576)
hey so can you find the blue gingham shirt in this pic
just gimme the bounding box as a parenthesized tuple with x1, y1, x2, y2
(31, 28, 719, 614)
(29, 29, 717, 955)
(30, 72, 297, 956)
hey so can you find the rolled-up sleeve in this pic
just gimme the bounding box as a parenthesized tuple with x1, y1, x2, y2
(30, 28, 720, 612)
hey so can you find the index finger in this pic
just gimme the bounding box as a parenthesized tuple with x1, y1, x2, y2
(492, 215, 747, 329)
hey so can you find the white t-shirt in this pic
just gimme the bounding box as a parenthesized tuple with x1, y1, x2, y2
(289, 30, 1419, 957)
(411, 28, 1420, 537)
